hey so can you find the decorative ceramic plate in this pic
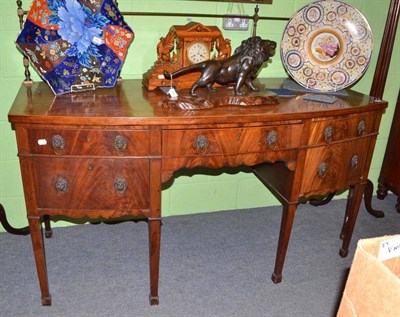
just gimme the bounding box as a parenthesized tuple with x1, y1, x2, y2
(16, 0, 134, 95)
(281, 0, 373, 92)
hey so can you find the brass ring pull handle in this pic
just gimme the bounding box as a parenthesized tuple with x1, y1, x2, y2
(193, 135, 209, 154)
(114, 135, 128, 156)
(55, 177, 68, 195)
(324, 125, 334, 142)
(51, 135, 65, 155)
(114, 178, 127, 194)
(266, 130, 278, 149)
(318, 162, 328, 178)
(351, 154, 359, 169)
(357, 120, 366, 136)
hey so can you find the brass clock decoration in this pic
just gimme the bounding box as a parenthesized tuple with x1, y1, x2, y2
(142, 22, 231, 91)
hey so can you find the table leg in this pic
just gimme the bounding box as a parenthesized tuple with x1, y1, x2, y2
(339, 190, 353, 240)
(28, 217, 51, 306)
(271, 203, 297, 284)
(148, 218, 161, 305)
(339, 183, 365, 258)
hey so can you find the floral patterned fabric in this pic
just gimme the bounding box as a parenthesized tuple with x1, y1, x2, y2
(16, 0, 134, 95)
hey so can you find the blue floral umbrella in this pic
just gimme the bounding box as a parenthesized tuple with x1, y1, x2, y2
(16, 0, 134, 95)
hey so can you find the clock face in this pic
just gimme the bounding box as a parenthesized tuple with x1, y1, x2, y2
(187, 41, 210, 64)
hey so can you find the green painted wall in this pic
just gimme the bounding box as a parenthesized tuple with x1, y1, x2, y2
(0, 0, 399, 231)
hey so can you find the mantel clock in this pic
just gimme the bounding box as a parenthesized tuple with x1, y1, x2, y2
(143, 22, 231, 91)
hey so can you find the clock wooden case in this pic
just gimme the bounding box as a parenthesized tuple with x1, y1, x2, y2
(142, 22, 231, 91)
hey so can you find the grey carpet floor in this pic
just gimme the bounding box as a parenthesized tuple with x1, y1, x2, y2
(1, 194, 399, 317)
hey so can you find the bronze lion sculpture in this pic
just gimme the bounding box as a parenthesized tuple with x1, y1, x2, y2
(163, 36, 276, 96)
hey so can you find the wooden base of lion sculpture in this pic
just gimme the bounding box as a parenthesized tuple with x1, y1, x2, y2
(163, 36, 276, 96)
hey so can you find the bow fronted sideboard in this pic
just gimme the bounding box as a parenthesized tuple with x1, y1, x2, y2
(8, 78, 387, 305)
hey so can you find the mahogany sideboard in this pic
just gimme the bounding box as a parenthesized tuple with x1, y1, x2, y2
(8, 78, 387, 306)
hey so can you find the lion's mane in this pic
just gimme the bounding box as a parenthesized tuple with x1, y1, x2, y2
(234, 36, 274, 74)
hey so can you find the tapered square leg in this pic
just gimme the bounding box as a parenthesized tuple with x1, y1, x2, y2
(272, 203, 297, 284)
(340, 183, 365, 258)
(28, 218, 52, 306)
(148, 218, 161, 305)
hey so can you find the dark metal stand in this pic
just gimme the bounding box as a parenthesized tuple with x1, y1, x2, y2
(364, 180, 384, 218)
(0, 203, 53, 237)
(0, 203, 30, 235)
(0, 201, 144, 236)
(309, 192, 336, 206)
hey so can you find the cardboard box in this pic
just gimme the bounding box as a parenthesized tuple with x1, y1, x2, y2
(337, 235, 400, 316)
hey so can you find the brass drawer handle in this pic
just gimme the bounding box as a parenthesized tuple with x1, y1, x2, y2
(193, 135, 209, 154)
(351, 154, 359, 169)
(318, 162, 328, 178)
(55, 177, 68, 195)
(357, 120, 366, 136)
(324, 125, 334, 142)
(114, 178, 127, 194)
(51, 135, 65, 155)
(114, 135, 128, 156)
(266, 130, 278, 149)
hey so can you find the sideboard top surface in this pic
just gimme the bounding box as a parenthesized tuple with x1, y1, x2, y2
(8, 78, 386, 126)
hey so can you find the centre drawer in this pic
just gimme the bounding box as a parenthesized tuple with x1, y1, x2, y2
(27, 128, 150, 156)
(162, 125, 303, 157)
(31, 157, 150, 211)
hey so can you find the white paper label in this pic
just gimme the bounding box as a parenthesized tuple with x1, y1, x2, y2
(378, 236, 400, 261)
(158, 74, 165, 79)
(37, 139, 47, 145)
(168, 88, 178, 98)
(92, 36, 103, 45)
